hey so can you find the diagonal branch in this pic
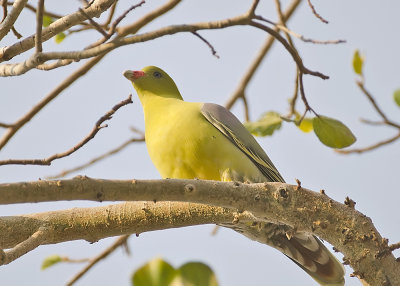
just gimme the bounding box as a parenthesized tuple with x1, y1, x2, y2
(225, 0, 302, 110)
(0, 226, 48, 265)
(45, 136, 145, 179)
(66, 235, 131, 286)
(0, 54, 106, 151)
(0, 95, 132, 166)
(0, 0, 27, 41)
(0, 0, 117, 62)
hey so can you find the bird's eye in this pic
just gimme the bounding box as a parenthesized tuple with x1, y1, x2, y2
(153, 71, 162, 78)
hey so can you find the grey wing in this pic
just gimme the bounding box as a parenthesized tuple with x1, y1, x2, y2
(200, 103, 284, 183)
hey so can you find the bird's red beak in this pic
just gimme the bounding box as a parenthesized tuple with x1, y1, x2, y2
(123, 70, 146, 81)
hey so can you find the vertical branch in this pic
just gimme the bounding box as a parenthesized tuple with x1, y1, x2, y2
(35, 0, 45, 53)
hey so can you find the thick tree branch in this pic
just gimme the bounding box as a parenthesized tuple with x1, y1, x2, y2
(0, 178, 399, 285)
(0, 0, 117, 62)
(0, 0, 27, 41)
(0, 201, 253, 251)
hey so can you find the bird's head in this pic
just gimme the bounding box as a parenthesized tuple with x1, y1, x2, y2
(123, 66, 183, 100)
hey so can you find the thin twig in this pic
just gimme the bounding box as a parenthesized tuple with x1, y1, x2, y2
(117, 0, 181, 37)
(0, 54, 106, 151)
(249, 21, 329, 80)
(0, 122, 13, 128)
(307, 0, 329, 24)
(0, 95, 132, 166)
(102, 1, 117, 27)
(389, 241, 400, 251)
(192, 31, 219, 58)
(79, 8, 108, 37)
(86, 0, 145, 49)
(298, 72, 317, 116)
(1, 0, 8, 23)
(274, 0, 300, 119)
(65, 235, 130, 286)
(10, 25, 21, 38)
(8, 2, 64, 19)
(359, 119, 386, 126)
(242, 94, 250, 121)
(356, 81, 400, 128)
(225, 0, 302, 110)
(336, 132, 400, 154)
(287, 70, 299, 117)
(35, 0, 44, 53)
(255, 15, 345, 44)
(46, 136, 144, 179)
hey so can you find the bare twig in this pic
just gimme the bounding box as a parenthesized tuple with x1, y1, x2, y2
(250, 21, 328, 80)
(356, 81, 400, 128)
(307, 0, 329, 24)
(10, 25, 21, 38)
(79, 8, 108, 37)
(336, 132, 400, 154)
(255, 15, 345, 44)
(0, 0, 116, 62)
(389, 241, 400, 251)
(1, 0, 7, 23)
(0, 226, 48, 265)
(192, 31, 219, 58)
(274, 0, 300, 119)
(102, 1, 117, 27)
(9, 2, 64, 19)
(0, 95, 132, 166)
(225, 0, 302, 110)
(0, 0, 27, 41)
(337, 78, 400, 154)
(66, 235, 130, 286)
(35, 0, 44, 53)
(0, 122, 13, 128)
(46, 136, 144, 179)
(0, 54, 106, 151)
(117, 0, 181, 37)
(86, 1, 145, 49)
(298, 72, 317, 116)
(36, 59, 74, 70)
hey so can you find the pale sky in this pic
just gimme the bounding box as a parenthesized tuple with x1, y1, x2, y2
(1, 1, 400, 285)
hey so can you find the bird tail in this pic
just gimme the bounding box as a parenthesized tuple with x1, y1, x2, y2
(221, 222, 345, 285)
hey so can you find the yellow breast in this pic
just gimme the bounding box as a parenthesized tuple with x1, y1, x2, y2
(142, 97, 265, 182)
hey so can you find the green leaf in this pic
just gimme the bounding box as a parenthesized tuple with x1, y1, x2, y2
(313, 116, 356, 148)
(244, 111, 282, 137)
(132, 258, 177, 286)
(179, 262, 218, 286)
(352, 50, 363, 75)
(55, 32, 66, 44)
(42, 15, 53, 27)
(41, 255, 62, 270)
(393, 89, 400, 107)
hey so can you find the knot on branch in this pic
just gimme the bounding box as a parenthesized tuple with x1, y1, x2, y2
(184, 184, 195, 194)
